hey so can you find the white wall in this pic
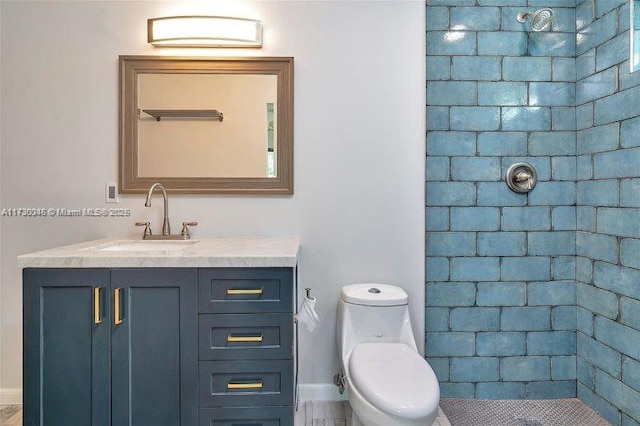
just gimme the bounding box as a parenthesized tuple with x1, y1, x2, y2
(0, 0, 425, 401)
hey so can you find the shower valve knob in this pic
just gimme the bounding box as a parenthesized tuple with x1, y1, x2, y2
(506, 162, 537, 193)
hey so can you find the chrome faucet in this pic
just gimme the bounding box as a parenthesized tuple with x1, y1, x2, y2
(145, 182, 171, 235)
(137, 182, 198, 240)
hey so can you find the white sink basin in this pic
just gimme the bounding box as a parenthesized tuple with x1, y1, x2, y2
(92, 240, 199, 252)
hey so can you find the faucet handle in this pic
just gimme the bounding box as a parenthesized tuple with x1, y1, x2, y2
(181, 222, 198, 239)
(135, 221, 152, 237)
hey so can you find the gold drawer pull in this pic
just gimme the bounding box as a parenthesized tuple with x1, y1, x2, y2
(227, 334, 263, 343)
(227, 381, 263, 390)
(93, 287, 103, 324)
(114, 287, 123, 325)
(226, 288, 263, 295)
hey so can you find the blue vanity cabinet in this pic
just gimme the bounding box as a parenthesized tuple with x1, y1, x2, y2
(23, 268, 198, 426)
(197, 268, 295, 426)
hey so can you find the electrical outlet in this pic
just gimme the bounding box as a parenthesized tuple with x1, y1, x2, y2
(105, 182, 119, 203)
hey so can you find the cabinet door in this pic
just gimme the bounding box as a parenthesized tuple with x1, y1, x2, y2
(111, 268, 197, 426)
(23, 268, 110, 426)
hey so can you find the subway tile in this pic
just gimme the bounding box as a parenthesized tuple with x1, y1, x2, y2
(478, 32, 527, 56)
(621, 116, 640, 148)
(621, 296, 640, 332)
(529, 0, 576, 6)
(576, 256, 594, 283)
(594, 147, 640, 179)
(426, 307, 449, 332)
(477, 332, 526, 356)
(478, 82, 527, 106)
(428, 81, 477, 106)
(425, 332, 476, 357)
(576, 155, 593, 180)
(501, 7, 530, 32)
(476, 382, 526, 399)
(451, 307, 500, 332)
(577, 357, 596, 389)
(552, 305, 577, 331)
(502, 207, 551, 231)
(478, 132, 527, 156)
(528, 231, 576, 256)
(427, 31, 476, 56)
(595, 370, 640, 423)
(619, 0, 631, 33)
(502, 257, 551, 281)
(503, 57, 552, 81)
(426, 6, 449, 31)
(528, 280, 576, 306)
(529, 131, 576, 156)
(426, 182, 476, 206)
(426, 157, 449, 181)
(576, 49, 596, 81)
(621, 238, 640, 269)
(427, 131, 476, 156)
(451, 157, 501, 181)
(623, 414, 640, 426)
(578, 384, 622, 426)
(426, 357, 449, 382)
(450, 257, 501, 281)
(577, 67, 618, 104)
(426, 232, 476, 256)
(426, 282, 476, 307)
(552, 107, 576, 131)
(450, 357, 500, 382)
(478, 232, 526, 256)
(576, 180, 619, 206)
(451, 107, 501, 131)
(577, 123, 619, 154)
(502, 356, 550, 381)
(502, 156, 551, 181)
(598, 208, 640, 239)
(623, 356, 640, 393)
(426, 207, 449, 231)
(477, 282, 526, 307)
(551, 156, 577, 181)
(595, 85, 640, 125)
(552, 256, 576, 280)
(594, 0, 626, 18)
(450, 207, 500, 231)
(478, 0, 526, 5)
(426, 56, 451, 81)
(551, 206, 576, 230)
(439, 382, 475, 398)
(595, 316, 640, 360)
(529, 83, 575, 107)
(426, 0, 475, 4)
(501, 306, 551, 331)
(576, 10, 618, 55)
(450, 7, 500, 31)
(596, 33, 627, 72)
(451, 56, 501, 81)
(527, 331, 576, 356)
(477, 182, 528, 206)
(552, 356, 577, 380)
(551, 8, 577, 33)
(576, 103, 594, 130)
(576, 232, 619, 264)
(619, 60, 640, 91)
(528, 182, 576, 206)
(577, 332, 622, 378)
(577, 281, 619, 320)
(576, 1, 595, 31)
(426, 257, 449, 281)
(527, 381, 576, 399)
(502, 107, 551, 131)
(427, 106, 449, 130)
(529, 33, 575, 56)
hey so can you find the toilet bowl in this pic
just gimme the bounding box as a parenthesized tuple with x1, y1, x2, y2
(336, 283, 440, 426)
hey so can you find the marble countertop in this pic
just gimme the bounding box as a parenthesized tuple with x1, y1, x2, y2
(18, 237, 300, 268)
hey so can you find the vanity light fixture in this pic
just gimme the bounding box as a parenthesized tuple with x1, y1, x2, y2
(147, 16, 262, 48)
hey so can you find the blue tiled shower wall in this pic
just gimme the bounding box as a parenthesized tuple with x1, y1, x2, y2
(425, 1, 640, 424)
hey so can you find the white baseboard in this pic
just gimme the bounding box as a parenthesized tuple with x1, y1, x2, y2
(0, 388, 22, 405)
(298, 383, 347, 402)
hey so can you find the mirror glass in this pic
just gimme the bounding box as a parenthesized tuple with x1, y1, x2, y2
(632, 0, 640, 72)
(119, 56, 293, 193)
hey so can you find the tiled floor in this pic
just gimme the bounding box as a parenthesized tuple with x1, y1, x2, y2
(295, 400, 452, 425)
(0, 406, 21, 426)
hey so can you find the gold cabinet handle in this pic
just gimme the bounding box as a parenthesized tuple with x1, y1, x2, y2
(114, 288, 123, 325)
(93, 287, 103, 324)
(227, 334, 263, 343)
(227, 381, 263, 390)
(226, 288, 263, 295)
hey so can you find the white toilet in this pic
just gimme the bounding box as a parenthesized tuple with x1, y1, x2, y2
(336, 283, 440, 426)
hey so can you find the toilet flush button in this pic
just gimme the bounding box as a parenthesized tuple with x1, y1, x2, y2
(368, 288, 381, 294)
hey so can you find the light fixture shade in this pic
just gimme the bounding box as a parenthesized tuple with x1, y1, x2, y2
(148, 16, 262, 47)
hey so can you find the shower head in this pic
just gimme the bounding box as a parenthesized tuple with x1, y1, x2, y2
(517, 8, 554, 31)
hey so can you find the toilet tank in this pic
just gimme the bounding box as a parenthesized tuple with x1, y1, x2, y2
(337, 284, 417, 365)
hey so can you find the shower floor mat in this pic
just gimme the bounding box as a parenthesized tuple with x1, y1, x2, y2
(440, 398, 610, 426)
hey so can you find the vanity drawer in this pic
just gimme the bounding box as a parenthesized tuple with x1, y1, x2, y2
(199, 360, 293, 407)
(198, 407, 293, 426)
(199, 268, 293, 314)
(199, 313, 293, 360)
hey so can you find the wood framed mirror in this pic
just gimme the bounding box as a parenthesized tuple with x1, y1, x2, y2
(119, 56, 293, 194)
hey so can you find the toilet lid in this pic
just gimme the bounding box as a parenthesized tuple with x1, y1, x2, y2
(349, 343, 439, 420)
